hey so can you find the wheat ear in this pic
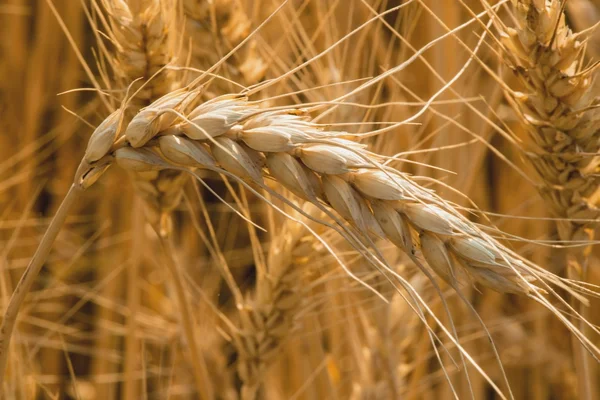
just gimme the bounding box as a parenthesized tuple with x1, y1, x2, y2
(93, 92, 551, 297)
(495, 1, 600, 397)
(497, 0, 600, 261)
(233, 205, 322, 400)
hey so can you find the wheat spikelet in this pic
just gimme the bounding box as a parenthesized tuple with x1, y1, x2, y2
(103, 0, 177, 101)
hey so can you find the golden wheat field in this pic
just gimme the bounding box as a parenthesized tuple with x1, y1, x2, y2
(1, 0, 600, 399)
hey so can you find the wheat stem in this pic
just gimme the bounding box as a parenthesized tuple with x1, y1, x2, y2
(122, 199, 144, 400)
(568, 256, 594, 400)
(0, 181, 82, 386)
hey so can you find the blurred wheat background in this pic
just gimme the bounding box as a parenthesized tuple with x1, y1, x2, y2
(1, 0, 599, 399)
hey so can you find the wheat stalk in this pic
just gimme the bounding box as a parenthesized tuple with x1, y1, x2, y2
(0, 160, 101, 386)
(494, 0, 600, 397)
(350, 302, 406, 400)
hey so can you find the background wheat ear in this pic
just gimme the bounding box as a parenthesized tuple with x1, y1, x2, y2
(100, 0, 189, 234)
(492, 0, 600, 398)
(496, 0, 600, 252)
(230, 204, 327, 400)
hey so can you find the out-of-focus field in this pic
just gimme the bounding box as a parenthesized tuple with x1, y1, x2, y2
(1, 1, 600, 399)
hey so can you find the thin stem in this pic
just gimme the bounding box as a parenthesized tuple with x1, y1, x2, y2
(0, 183, 82, 387)
(154, 225, 214, 400)
(568, 255, 596, 400)
(122, 200, 144, 400)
